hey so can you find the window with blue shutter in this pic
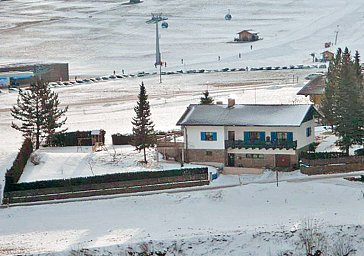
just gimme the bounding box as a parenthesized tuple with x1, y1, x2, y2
(201, 132, 217, 141)
(244, 132, 250, 141)
(287, 132, 293, 141)
(200, 132, 206, 141)
(259, 132, 266, 141)
(271, 132, 277, 142)
(306, 127, 312, 137)
(212, 132, 217, 141)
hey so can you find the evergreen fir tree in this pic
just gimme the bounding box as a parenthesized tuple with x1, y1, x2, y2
(321, 48, 364, 154)
(334, 48, 363, 154)
(321, 48, 343, 129)
(11, 80, 68, 149)
(200, 90, 214, 104)
(131, 82, 156, 163)
(42, 85, 68, 146)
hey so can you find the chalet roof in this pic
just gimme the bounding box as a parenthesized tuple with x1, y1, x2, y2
(177, 104, 314, 127)
(321, 50, 334, 55)
(297, 76, 325, 96)
(237, 30, 258, 35)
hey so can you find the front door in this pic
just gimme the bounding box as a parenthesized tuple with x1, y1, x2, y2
(228, 131, 235, 141)
(275, 154, 291, 167)
(228, 153, 235, 167)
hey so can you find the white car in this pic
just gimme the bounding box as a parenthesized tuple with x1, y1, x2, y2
(8, 88, 20, 92)
(305, 73, 323, 80)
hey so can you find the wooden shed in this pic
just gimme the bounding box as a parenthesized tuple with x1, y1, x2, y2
(235, 30, 259, 42)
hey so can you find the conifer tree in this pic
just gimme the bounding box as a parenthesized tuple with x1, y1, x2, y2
(323, 48, 364, 154)
(42, 86, 68, 146)
(320, 52, 341, 130)
(131, 82, 156, 163)
(11, 80, 68, 149)
(200, 90, 214, 104)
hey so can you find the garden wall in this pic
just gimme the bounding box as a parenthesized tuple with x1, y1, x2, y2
(3, 168, 209, 204)
(300, 155, 364, 175)
(301, 162, 364, 175)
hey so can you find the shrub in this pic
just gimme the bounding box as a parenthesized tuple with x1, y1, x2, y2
(4, 138, 33, 192)
(6, 167, 208, 192)
(300, 151, 348, 160)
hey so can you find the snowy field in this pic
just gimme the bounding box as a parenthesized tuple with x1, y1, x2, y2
(1, 0, 364, 254)
(0, 0, 364, 76)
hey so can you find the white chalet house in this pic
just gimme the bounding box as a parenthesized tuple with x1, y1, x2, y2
(176, 101, 316, 169)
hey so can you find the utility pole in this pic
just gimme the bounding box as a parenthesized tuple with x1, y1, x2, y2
(334, 25, 339, 45)
(146, 13, 168, 83)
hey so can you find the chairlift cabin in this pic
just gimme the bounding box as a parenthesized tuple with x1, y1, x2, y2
(161, 21, 168, 28)
(225, 9, 232, 21)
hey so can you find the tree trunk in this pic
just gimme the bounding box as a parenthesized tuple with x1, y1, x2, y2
(143, 147, 147, 163)
(36, 123, 40, 149)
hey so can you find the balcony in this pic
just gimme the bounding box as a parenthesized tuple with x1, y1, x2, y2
(225, 140, 297, 150)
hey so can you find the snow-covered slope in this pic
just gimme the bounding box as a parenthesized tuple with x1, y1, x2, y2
(0, 0, 363, 75)
(1, 0, 364, 255)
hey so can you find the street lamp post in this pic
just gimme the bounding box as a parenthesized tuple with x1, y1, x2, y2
(146, 13, 168, 83)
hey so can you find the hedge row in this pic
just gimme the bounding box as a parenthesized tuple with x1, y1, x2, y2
(50, 131, 92, 146)
(5, 167, 208, 192)
(300, 151, 348, 160)
(4, 138, 33, 191)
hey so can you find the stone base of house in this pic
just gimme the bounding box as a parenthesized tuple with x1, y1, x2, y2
(186, 149, 225, 164)
(229, 153, 298, 169)
(223, 167, 264, 175)
(185, 149, 300, 169)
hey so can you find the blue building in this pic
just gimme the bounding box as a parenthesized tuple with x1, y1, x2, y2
(0, 71, 34, 87)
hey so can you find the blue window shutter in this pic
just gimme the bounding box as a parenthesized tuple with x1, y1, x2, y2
(259, 132, 265, 141)
(271, 132, 277, 142)
(212, 132, 217, 141)
(287, 132, 293, 141)
(306, 127, 311, 137)
(244, 132, 250, 141)
(201, 132, 206, 141)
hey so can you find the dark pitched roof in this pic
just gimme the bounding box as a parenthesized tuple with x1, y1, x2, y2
(177, 104, 314, 127)
(297, 76, 325, 96)
(237, 30, 258, 35)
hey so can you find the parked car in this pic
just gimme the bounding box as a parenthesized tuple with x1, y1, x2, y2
(319, 64, 327, 69)
(354, 148, 364, 156)
(305, 73, 323, 80)
(8, 88, 20, 92)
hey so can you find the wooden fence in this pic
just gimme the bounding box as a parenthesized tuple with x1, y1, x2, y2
(301, 155, 364, 166)
(300, 155, 364, 175)
(3, 171, 209, 204)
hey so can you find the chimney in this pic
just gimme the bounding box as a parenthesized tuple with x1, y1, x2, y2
(228, 98, 235, 108)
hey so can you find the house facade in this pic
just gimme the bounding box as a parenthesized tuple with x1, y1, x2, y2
(177, 103, 315, 169)
(297, 75, 325, 106)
